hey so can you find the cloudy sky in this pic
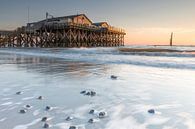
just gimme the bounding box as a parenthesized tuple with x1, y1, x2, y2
(1, 0, 195, 45)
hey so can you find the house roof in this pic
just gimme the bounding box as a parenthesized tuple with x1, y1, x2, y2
(33, 14, 93, 24)
(93, 22, 109, 26)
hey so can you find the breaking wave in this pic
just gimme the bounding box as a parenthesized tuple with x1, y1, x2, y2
(1, 46, 195, 70)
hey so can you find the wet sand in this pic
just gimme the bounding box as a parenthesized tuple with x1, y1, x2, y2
(1, 48, 195, 129)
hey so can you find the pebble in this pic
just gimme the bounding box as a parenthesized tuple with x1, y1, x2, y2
(16, 91, 23, 95)
(19, 109, 27, 114)
(45, 106, 52, 111)
(88, 118, 94, 123)
(85, 91, 96, 97)
(66, 116, 73, 121)
(89, 109, 95, 114)
(85, 92, 91, 96)
(43, 123, 50, 128)
(98, 111, 107, 118)
(111, 75, 117, 79)
(41, 117, 48, 122)
(88, 118, 97, 123)
(69, 126, 77, 129)
(25, 104, 31, 108)
(80, 91, 86, 94)
(148, 109, 155, 114)
(38, 96, 43, 100)
(90, 91, 96, 96)
(80, 90, 96, 97)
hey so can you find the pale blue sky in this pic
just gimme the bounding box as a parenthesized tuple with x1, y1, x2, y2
(1, 0, 195, 44)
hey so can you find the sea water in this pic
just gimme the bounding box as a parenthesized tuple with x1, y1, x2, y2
(0, 46, 195, 129)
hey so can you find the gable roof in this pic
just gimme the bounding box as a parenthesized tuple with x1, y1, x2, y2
(34, 14, 93, 24)
(66, 14, 93, 24)
(93, 22, 109, 26)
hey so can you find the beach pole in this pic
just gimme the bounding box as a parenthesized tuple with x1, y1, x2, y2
(170, 32, 173, 46)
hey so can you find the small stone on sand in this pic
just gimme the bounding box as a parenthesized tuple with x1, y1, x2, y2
(80, 91, 86, 94)
(90, 91, 96, 96)
(19, 109, 27, 114)
(25, 104, 31, 108)
(43, 123, 50, 128)
(66, 116, 73, 121)
(111, 75, 117, 79)
(88, 118, 95, 123)
(148, 109, 155, 114)
(41, 117, 48, 122)
(89, 109, 95, 114)
(85, 92, 91, 96)
(69, 126, 77, 129)
(16, 91, 23, 95)
(84, 91, 96, 96)
(38, 96, 43, 100)
(45, 106, 51, 111)
(98, 111, 107, 118)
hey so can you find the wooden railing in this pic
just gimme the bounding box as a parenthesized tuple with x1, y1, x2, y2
(27, 22, 125, 34)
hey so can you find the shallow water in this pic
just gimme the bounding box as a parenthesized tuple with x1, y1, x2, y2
(0, 46, 195, 129)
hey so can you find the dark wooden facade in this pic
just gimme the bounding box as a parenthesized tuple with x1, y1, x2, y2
(0, 14, 125, 48)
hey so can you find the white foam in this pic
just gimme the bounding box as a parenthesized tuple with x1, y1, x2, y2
(1, 101, 13, 106)
(162, 126, 178, 129)
(156, 103, 182, 109)
(73, 104, 93, 119)
(22, 96, 35, 101)
(55, 123, 71, 129)
(0, 117, 7, 122)
(1, 47, 195, 70)
(178, 112, 195, 129)
(33, 109, 40, 116)
(15, 102, 23, 105)
(132, 103, 181, 115)
(1, 98, 12, 101)
(8, 106, 18, 110)
(13, 118, 41, 129)
(145, 116, 170, 125)
(105, 105, 146, 129)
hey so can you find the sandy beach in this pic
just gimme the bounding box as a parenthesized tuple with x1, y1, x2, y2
(1, 0, 195, 128)
(0, 46, 195, 129)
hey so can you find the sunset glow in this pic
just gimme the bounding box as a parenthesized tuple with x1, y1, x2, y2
(1, 0, 195, 45)
(125, 28, 195, 45)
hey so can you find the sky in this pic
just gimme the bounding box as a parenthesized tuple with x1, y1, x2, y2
(0, 0, 195, 45)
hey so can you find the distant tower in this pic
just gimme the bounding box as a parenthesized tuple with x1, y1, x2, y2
(170, 32, 173, 46)
(46, 12, 49, 19)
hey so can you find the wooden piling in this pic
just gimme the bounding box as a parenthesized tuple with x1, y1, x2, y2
(0, 14, 125, 48)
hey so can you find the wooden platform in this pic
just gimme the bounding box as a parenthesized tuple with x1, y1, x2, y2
(0, 14, 125, 48)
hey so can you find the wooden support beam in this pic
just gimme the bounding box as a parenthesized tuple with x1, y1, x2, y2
(0, 24, 125, 48)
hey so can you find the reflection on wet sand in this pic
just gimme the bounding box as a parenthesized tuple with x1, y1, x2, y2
(0, 52, 110, 129)
(0, 53, 107, 78)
